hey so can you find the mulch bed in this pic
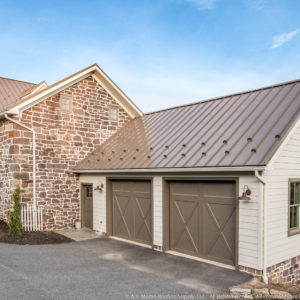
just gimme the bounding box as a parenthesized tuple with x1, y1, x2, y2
(0, 220, 74, 245)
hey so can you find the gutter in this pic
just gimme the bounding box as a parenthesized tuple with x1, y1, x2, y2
(255, 170, 268, 284)
(73, 166, 266, 174)
(3, 114, 37, 209)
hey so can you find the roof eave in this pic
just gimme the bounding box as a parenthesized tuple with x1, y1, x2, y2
(73, 166, 266, 174)
(0, 111, 16, 120)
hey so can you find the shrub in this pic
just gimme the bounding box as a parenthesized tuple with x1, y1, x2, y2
(7, 186, 23, 237)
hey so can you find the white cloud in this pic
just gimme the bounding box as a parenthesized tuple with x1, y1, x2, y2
(184, 0, 220, 10)
(271, 29, 299, 48)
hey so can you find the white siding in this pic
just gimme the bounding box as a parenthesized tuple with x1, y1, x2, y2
(238, 175, 262, 270)
(264, 121, 300, 267)
(79, 175, 106, 233)
(153, 176, 163, 247)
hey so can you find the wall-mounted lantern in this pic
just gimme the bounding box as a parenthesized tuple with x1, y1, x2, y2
(94, 183, 104, 192)
(238, 185, 252, 201)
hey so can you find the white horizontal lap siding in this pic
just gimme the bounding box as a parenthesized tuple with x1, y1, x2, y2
(238, 175, 262, 270)
(153, 176, 163, 247)
(79, 175, 106, 233)
(265, 122, 300, 267)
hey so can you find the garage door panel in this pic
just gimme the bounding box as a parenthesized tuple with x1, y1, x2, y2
(170, 181, 236, 266)
(171, 199, 199, 255)
(112, 181, 130, 192)
(112, 180, 152, 246)
(205, 202, 235, 230)
(206, 235, 234, 265)
(134, 222, 152, 244)
(202, 182, 236, 197)
(134, 181, 151, 192)
(222, 212, 236, 252)
(204, 204, 236, 264)
(170, 182, 200, 195)
(134, 195, 152, 244)
(113, 192, 132, 240)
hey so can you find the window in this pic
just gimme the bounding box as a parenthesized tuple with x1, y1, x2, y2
(86, 186, 93, 198)
(289, 180, 300, 235)
(60, 96, 71, 111)
(109, 107, 118, 120)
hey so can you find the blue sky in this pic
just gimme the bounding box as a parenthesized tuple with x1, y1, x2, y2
(0, 0, 299, 112)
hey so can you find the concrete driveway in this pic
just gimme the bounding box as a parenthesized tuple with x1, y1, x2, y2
(0, 238, 251, 300)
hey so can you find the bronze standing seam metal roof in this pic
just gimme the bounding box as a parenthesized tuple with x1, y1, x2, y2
(0, 77, 36, 112)
(75, 79, 300, 170)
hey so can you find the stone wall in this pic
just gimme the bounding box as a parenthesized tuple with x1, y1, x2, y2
(267, 255, 300, 285)
(0, 76, 132, 229)
(238, 265, 263, 278)
(239, 255, 300, 285)
(0, 121, 16, 220)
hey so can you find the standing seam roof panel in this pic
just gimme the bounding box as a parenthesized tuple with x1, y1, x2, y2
(0, 77, 36, 112)
(75, 80, 300, 170)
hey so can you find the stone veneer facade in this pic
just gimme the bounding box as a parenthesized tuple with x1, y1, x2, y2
(0, 76, 131, 229)
(239, 255, 300, 285)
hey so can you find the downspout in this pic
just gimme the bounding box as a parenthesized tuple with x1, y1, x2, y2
(254, 170, 268, 283)
(4, 114, 37, 209)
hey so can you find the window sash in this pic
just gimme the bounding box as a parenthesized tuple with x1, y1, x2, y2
(290, 182, 300, 205)
(110, 107, 118, 120)
(289, 180, 300, 235)
(61, 97, 70, 111)
(290, 205, 299, 229)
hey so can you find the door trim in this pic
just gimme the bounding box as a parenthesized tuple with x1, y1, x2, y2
(162, 177, 239, 268)
(106, 177, 154, 247)
(81, 183, 94, 229)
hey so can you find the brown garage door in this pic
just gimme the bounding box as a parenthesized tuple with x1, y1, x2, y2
(170, 181, 236, 265)
(112, 180, 152, 246)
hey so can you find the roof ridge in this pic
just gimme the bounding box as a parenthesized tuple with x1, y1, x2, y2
(20, 63, 100, 101)
(145, 78, 300, 116)
(0, 76, 36, 85)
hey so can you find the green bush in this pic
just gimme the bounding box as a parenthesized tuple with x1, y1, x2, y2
(7, 186, 23, 237)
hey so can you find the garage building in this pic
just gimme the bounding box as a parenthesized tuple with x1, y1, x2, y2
(75, 79, 300, 285)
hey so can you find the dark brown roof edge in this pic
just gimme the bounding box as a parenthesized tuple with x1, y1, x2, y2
(145, 78, 300, 116)
(73, 164, 266, 172)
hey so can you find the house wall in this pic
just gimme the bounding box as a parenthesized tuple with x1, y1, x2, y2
(1, 76, 131, 229)
(0, 121, 23, 220)
(79, 173, 262, 271)
(264, 120, 300, 284)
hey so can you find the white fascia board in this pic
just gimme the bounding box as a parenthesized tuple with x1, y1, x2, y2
(74, 166, 265, 174)
(91, 74, 135, 119)
(9, 64, 143, 118)
(30, 81, 48, 94)
(20, 82, 48, 99)
(8, 67, 96, 115)
(0, 111, 16, 120)
(92, 65, 143, 117)
(266, 115, 300, 169)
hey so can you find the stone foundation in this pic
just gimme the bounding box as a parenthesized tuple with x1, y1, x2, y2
(267, 255, 300, 285)
(238, 265, 263, 278)
(239, 255, 300, 285)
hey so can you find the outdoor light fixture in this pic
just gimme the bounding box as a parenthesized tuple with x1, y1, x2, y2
(94, 183, 104, 192)
(238, 185, 252, 201)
